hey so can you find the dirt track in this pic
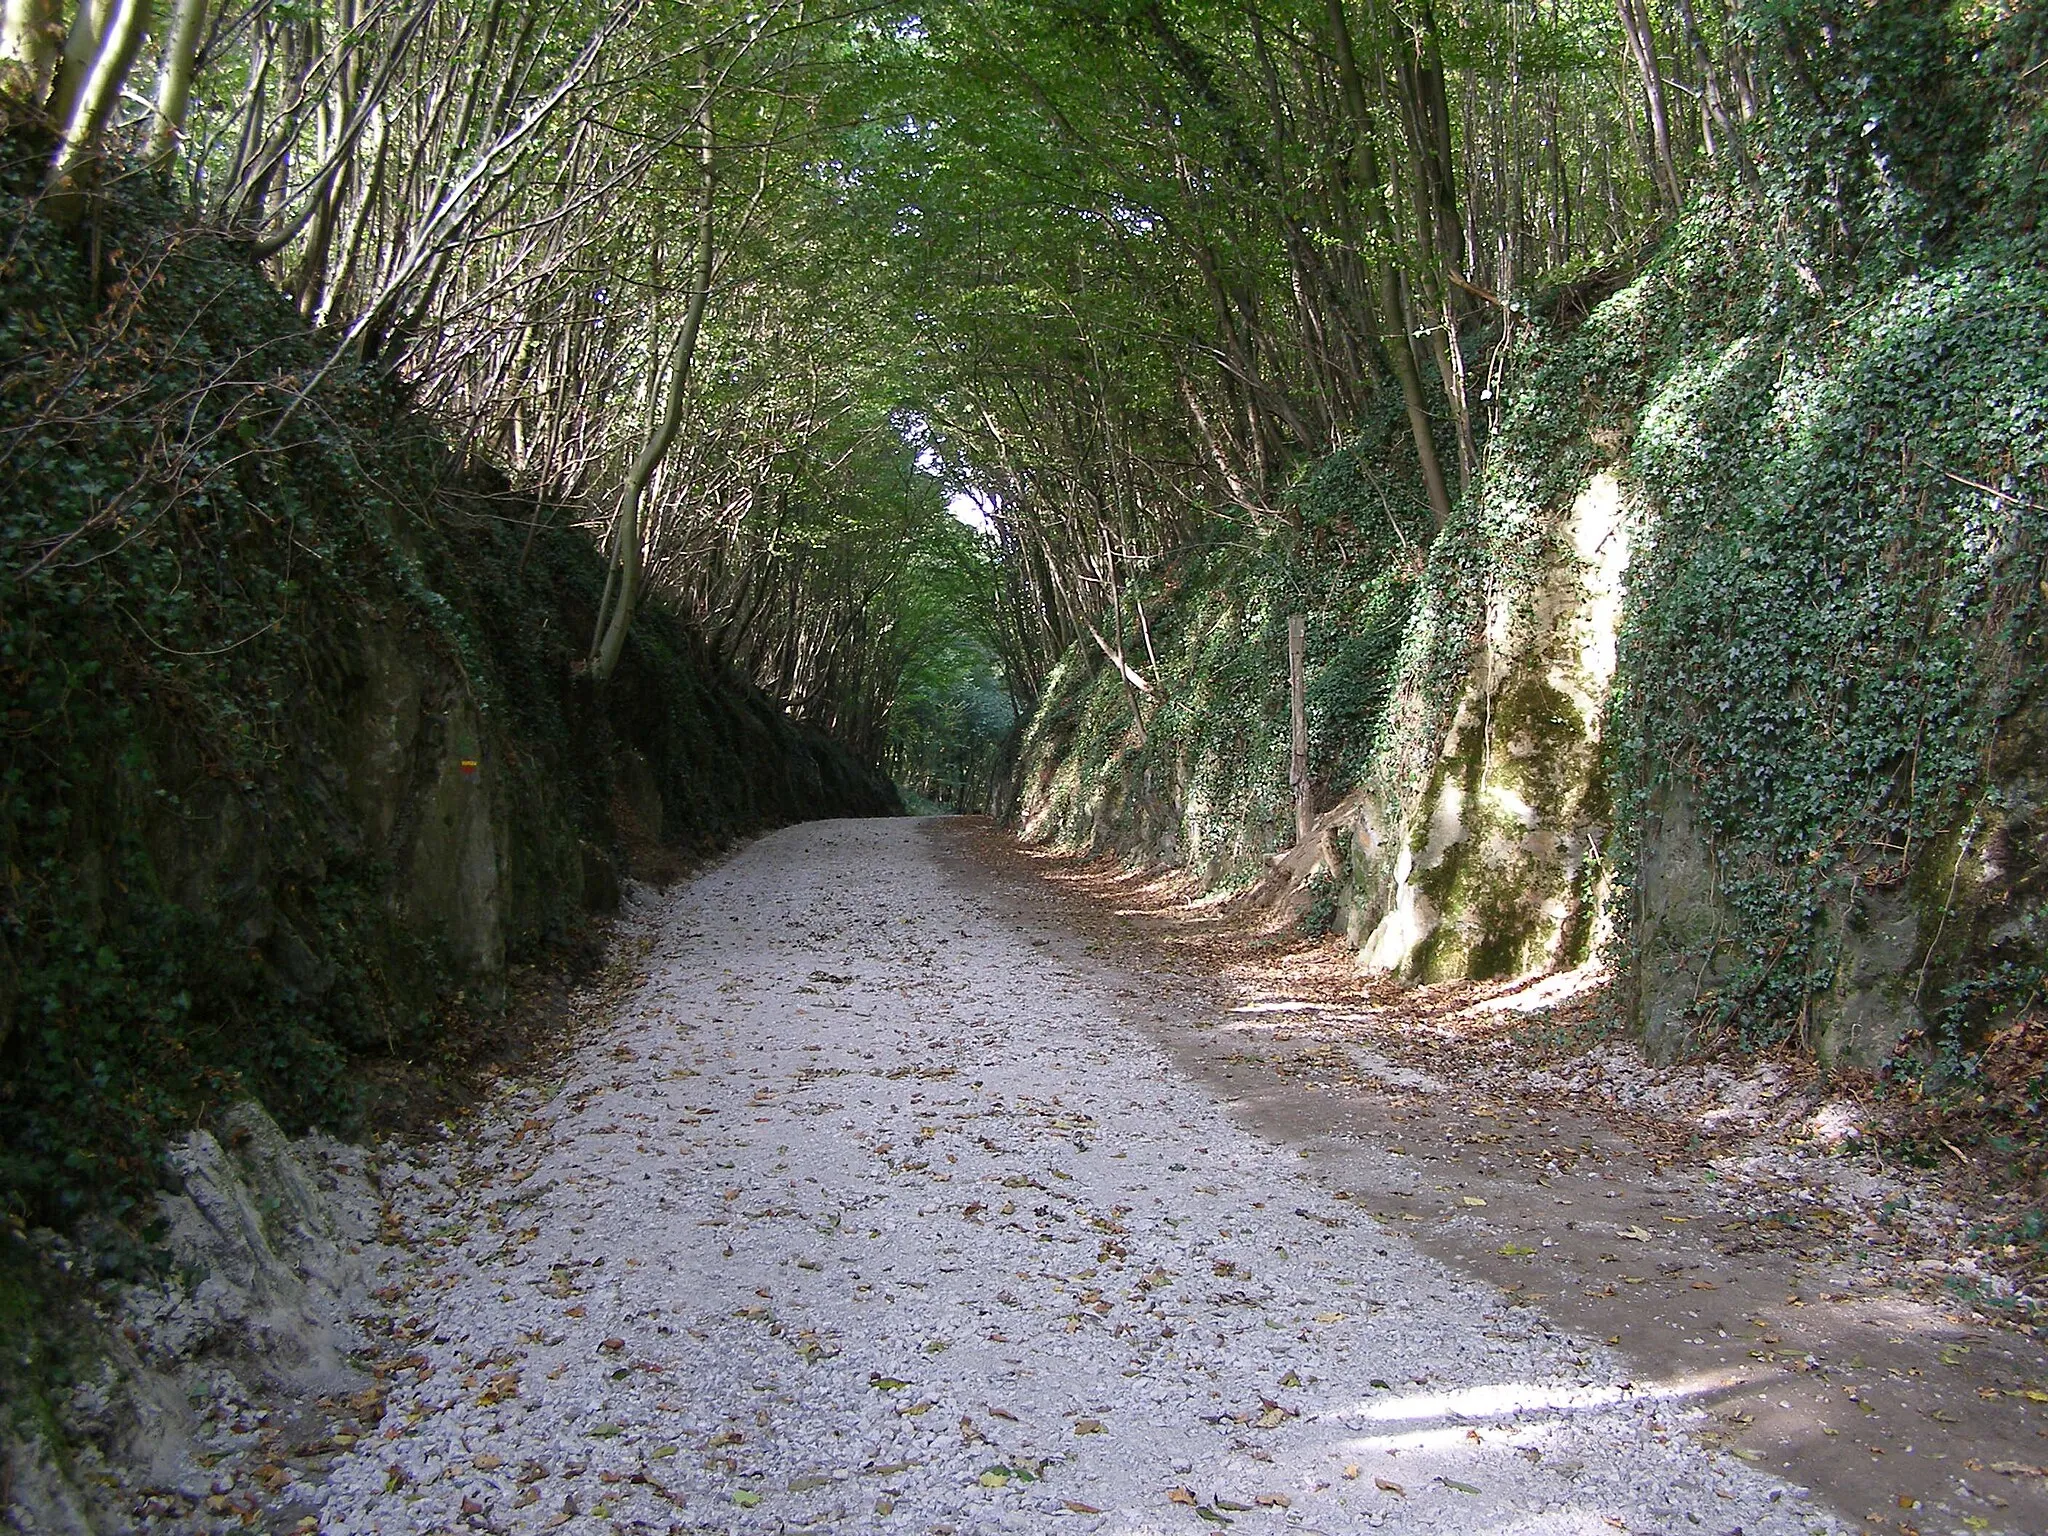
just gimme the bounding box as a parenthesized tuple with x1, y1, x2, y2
(302, 818, 1920, 1534)
(950, 818, 2048, 1536)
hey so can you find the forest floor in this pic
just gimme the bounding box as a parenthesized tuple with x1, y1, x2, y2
(288, 815, 2042, 1536)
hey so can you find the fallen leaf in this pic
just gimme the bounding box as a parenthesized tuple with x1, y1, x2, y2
(1342, 1465, 1360, 1480)
(1065, 1501, 1103, 1514)
(1168, 1487, 1198, 1505)
(1314, 1312, 1346, 1324)
(1073, 1418, 1107, 1435)
(1618, 1226, 1654, 1241)
(1215, 1497, 1253, 1511)
(869, 1375, 909, 1392)
(1255, 1493, 1292, 1508)
(1195, 1508, 1233, 1527)
(732, 1490, 761, 1508)
(1439, 1477, 1481, 1494)
(1991, 1461, 2048, 1477)
(1374, 1478, 1405, 1495)
(1498, 1243, 1535, 1257)
(1461, 1197, 1487, 1208)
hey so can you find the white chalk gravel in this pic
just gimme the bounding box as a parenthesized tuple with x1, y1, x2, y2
(318, 819, 1845, 1536)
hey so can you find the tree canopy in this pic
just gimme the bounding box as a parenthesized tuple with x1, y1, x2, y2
(4, 0, 2029, 794)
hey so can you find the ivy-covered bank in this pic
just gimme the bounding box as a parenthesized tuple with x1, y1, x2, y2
(1009, 2, 2045, 1075)
(0, 138, 897, 1237)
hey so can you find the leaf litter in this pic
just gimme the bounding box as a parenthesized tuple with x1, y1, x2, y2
(301, 822, 1850, 1535)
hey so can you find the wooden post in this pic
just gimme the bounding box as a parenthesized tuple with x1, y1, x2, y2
(1288, 613, 1312, 846)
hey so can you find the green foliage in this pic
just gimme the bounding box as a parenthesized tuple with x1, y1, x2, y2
(1011, 0, 2045, 1064)
(0, 142, 894, 1230)
(1749, 0, 2047, 274)
(1017, 448, 1438, 881)
(1298, 873, 1341, 939)
(1591, 0, 2048, 1052)
(0, 161, 443, 1221)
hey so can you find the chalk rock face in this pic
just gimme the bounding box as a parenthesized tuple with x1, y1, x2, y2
(3, 1104, 383, 1534)
(1353, 472, 1629, 981)
(132, 1102, 376, 1391)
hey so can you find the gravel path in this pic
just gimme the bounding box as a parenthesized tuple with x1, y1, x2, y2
(320, 819, 1845, 1535)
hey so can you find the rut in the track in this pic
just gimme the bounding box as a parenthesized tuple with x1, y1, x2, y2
(311, 819, 1844, 1535)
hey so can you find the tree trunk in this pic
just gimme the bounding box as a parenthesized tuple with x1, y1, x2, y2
(0, 0, 60, 104)
(588, 90, 714, 684)
(1324, 0, 1456, 534)
(1671, 0, 1758, 189)
(46, 0, 153, 208)
(1289, 613, 1312, 846)
(144, 0, 209, 170)
(1616, 0, 1681, 210)
(46, 0, 112, 129)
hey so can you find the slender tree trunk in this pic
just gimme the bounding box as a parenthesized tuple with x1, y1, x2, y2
(47, 0, 153, 206)
(1289, 613, 1312, 845)
(1324, 0, 1456, 534)
(145, 0, 210, 169)
(588, 90, 715, 684)
(46, 0, 112, 129)
(1, 0, 60, 104)
(1671, 0, 1758, 189)
(1616, 0, 1680, 210)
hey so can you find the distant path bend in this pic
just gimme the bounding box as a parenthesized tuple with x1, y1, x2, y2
(319, 818, 1844, 1534)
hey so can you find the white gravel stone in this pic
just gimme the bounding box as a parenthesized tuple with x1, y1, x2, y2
(316, 819, 1848, 1535)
